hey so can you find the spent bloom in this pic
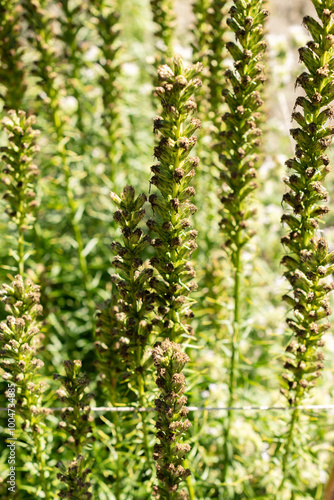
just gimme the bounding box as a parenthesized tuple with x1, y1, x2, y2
(152, 340, 191, 499)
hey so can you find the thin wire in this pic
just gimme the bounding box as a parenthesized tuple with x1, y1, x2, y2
(1, 404, 334, 412)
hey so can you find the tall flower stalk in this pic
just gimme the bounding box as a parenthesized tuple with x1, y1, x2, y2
(152, 340, 191, 500)
(279, 0, 334, 492)
(89, 1, 122, 181)
(54, 360, 94, 499)
(109, 186, 155, 470)
(0, 276, 51, 498)
(148, 57, 202, 342)
(0, 0, 26, 110)
(148, 56, 202, 499)
(57, 0, 88, 133)
(150, 0, 175, 63)
(1, 110, 40, 276)
(22, 0, 94, 321)
(217, 0, 268, 482)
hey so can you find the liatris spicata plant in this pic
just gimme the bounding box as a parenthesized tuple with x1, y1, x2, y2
(152, 340, 191, 500)
(22, 0, 94, 324)
(279, 0, 334, 491)
(0, 0, 26, 110)
(192, 0, 229, 133)
(150, 0, 175, 62)
(95, 297, 124, 400)
(109, 186, 155, 467)
(57, 0, 88, 133)
(54, 360, 94, 499)
(90, 0, 122, 179)
(217, 0, 268, 482)
(148, 57, 202, 343)
(0, 276, 51, 498)
(1, 110, 40, 275)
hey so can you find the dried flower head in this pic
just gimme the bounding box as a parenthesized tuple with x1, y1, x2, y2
(152, 340, 191, 499)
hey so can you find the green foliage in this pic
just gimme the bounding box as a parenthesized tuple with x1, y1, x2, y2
(0, 1, 333, 499)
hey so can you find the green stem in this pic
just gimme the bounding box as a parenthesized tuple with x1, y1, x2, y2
(18, 224, 24, 276)
(33, 429, 50, 499)
(278, 408, 299, 495)
(222, 241, 241, 483)
(184, 458, 196, 500)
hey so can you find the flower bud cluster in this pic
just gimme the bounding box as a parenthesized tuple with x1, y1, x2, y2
(90, 1, 122, 172)
(152, 340, 191, 500)
(0, 276, 48, 427)
(56, 455, 92, 500)
(53, 360, 94, 453)
(150, 0, 176, 60)
(0, 0, 26, 109)
(148, 57, 202, 342)
(1, 110, 40, 229)
(281, 1, 334, 406)
(219, 0, 268, 254)
(109, 186, 155, 372)
(53, 360, 94, 498)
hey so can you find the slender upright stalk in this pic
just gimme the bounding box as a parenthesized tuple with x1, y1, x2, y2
(0, 276, 51, 498)
(54, 360, 94, 499)
(0, 0, 26, 110)
(1, 111, 40, 276)
(279, 1, 334, 494)
(22, 0, 95, 323)
(148, 57, 202, 499)
(89, 0, 122, 181)
(217, 0, 268, 482)
(109, 186, 156, 480)
(150, 0, 175, 62)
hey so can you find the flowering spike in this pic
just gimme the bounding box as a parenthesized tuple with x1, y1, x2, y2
(0, 275, 51, 495)
(0, 0, 26, 109)
(148, 57, 202, 343)
(152, 340, 191, 500)
(54, 360, 94, 499)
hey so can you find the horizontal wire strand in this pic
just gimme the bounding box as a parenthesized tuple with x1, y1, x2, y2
(1, 404, 334, 412)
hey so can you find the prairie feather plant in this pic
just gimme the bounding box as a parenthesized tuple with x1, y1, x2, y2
(148, 56, 202, 499)
(54, 360, 94, 499)
(192, 0, 229, 132)
(109, 186, 154, 471)
(152, 340, 191, 500)
(150, 0, 176, 62)
(0, 276, 51, 498)
(1, 110, 40, 275)
(217, 0, 268, 482)
(0, 0, 26, 110)
(90, 0, 122, 179)
(279, 0, 334, 490)
(148, 57, 202, 343)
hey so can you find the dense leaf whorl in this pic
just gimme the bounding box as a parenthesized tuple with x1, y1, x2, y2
(148, 56, 202, 343)
(281, 0, 334, 406)
(218, 0, 268, 256)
